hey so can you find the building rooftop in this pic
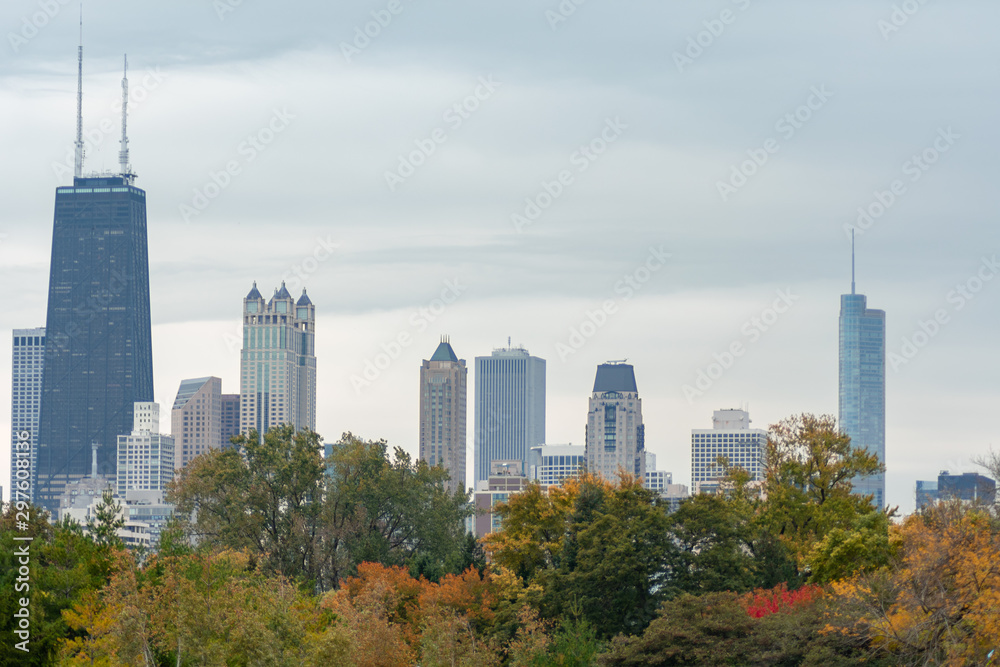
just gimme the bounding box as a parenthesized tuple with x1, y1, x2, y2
(593, 363, 637, 393)
(430, 340, 459, 362)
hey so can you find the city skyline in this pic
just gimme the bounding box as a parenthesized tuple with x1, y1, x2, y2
(2, 1, 998, 513)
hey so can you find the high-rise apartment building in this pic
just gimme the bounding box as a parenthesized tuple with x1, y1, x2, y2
(35, 174, 154, 512)
(691, 409, 766, 494)
(10, 328, 45, 502)
(116, 402, 174, 496)
(527, 443, 585, 488)
(473, 345, 545, 484)
(419, 336, 468, 494)
(839, 239, 886, 508)
(240, 283, 316, 437)
(585, 362, 645, 482)
(171, 377, 224, 468)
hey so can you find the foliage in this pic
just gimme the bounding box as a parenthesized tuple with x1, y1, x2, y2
(485, 473, 673, 638)
(831, 501, 1000, 666)
(761, 413, 887, 569)
(169, 427, 473, 591)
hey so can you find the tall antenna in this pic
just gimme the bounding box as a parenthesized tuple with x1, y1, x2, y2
(73, 2, 84, 179)
(118, 54, 132, 181)
(851, 227, 856, 295)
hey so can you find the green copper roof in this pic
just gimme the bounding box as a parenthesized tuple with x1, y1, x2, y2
(430, 341, 459, 362)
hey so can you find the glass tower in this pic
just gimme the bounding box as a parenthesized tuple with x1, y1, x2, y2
(35, 176, 154, 512)
(839, 273, 886, 508)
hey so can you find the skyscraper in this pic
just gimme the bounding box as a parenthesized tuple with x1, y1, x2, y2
(691, 408, 766, 494)
(585, 362, 645, 481)
(839, 236, 886, 508)
(116, 402, 174, 496)
(220, 393, 240, 447)
(419, 336, 468, 494)
(10, 328, 45, 502)
(240, 283, 316, 437)
(474, 345, 545, 484)
(171, 377, 223, 468)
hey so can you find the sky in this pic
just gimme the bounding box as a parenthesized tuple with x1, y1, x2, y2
(1, 0, 998, 513)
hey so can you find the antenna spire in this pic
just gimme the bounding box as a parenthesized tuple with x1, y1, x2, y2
(119, 54, 133, 182)
(851, 228, 856, 295)
(73, 2, 84, 179)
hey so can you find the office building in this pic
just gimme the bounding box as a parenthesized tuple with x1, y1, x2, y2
(585, 362, 645, 482)
(171, 377, 225, 468)
(240, 283, 316, 437)
(916, 471, 996, 509)
(474, 345, 545, 484)
(839, 236, 886, 507)
(116, 402, 174, 496)
(691, 408, 766, 494)
(474, 460, 528, 537)
(527, 443, 585, 488)
(34, 49, 154, 512)
(419, 336, 468, 494)
(10, 328, 44, 502)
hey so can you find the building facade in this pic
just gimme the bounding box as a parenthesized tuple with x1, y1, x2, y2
(240, 283, 316, 437)
(419, 337, 468, 494)
(474, 346, 545, 484)
(916, 471, 996, 509)
(839, 271, 886, 508)
(171, 377, 223, 468)
(116, 402, 174, 496)
(474, 460, 529, 537)
(35, 175, 154, 512)
(10, 328, 45, 502)
(527, 443, 585, 488)
(221, 393, 240, 447)
(585, 362, 645, 482)
(691, 409, 766, 494)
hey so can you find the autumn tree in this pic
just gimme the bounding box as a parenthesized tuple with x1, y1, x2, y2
(831, 501, 1000, 665)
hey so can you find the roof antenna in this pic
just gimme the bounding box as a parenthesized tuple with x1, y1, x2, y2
(119, 54, 134, 183)
(851, 227, 856, 295)
(74, 1, 84, 179)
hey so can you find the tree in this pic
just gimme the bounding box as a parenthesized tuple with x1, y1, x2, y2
(323, 432, 473, 588)
(761, 414, 887, 570)
(831, 501, 1000, 665)
(485, 474, 674, 638)
(87, 488, 125, 551)
(169, 424, 328, 588)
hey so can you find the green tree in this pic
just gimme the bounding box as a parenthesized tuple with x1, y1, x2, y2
(761, 413, 888, 571)
(169, 424, 328, 587)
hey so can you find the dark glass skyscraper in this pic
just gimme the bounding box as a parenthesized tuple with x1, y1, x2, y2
(34, 175, 154, 511)
(839, 253, 885, 508)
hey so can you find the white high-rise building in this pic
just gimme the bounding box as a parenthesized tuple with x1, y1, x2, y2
(527, 443, 585, 488)
(10, 328, 44, 503)
(585, 362, 645, 482)
(474, 345, 545, 484)
(240, 282, 316, 438)
(116, 402, 174, 497)
(691, 408, 766, 494)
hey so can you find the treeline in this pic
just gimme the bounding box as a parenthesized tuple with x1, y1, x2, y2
(2, 416, 1000, 665)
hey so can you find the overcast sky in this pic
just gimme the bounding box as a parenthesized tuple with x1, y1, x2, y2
(2, 0, 998, 512)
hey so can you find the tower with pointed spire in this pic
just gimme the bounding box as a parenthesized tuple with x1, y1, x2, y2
(419, 336, 468, 494)
(839, 236, 886, 508)
(34, 33, 154, 512)
(239, 282, 316, 438)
